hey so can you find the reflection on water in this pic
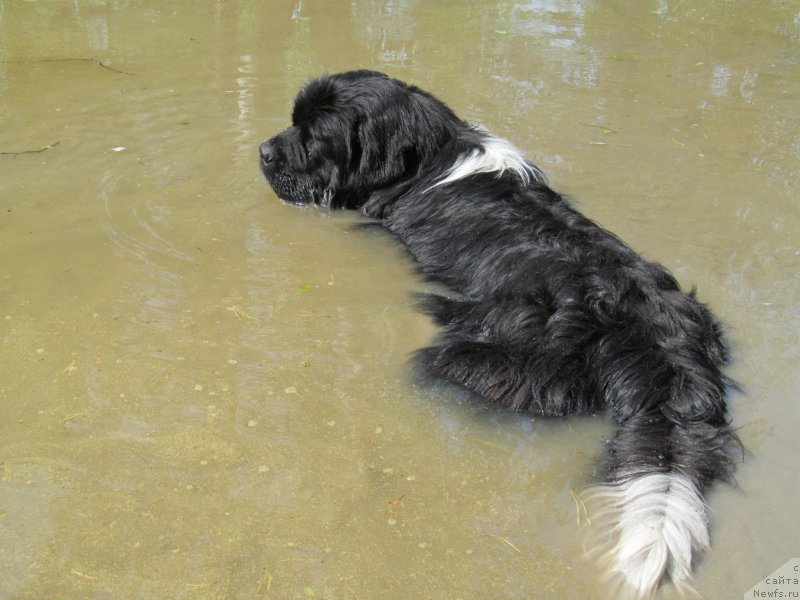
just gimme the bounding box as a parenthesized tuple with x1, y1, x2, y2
(1, 1, 799, 599)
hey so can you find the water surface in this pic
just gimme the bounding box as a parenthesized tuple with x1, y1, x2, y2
(1, 1, 799, 598)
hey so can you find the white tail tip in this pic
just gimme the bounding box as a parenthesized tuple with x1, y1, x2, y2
(587, 473, 710, 597)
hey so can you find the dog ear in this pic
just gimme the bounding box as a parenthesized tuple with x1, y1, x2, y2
(353, 101, 425, 190)
(355, 87, 462, 193)
(293, 75, 337, 126)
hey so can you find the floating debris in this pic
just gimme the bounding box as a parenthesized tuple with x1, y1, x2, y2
(488, 533, 521, 554)
(1, 140, 60, 157)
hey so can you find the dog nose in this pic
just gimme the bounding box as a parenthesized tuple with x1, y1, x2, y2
(259, 141, 274, 163)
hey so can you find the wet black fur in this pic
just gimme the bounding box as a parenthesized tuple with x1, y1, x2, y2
(259, 70, 738, 496)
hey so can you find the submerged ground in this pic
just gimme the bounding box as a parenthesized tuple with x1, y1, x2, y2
(1, 1, 799, 598)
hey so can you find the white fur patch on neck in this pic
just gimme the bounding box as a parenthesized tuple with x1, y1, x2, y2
(431, 131, 546, 189)
(587, 472, 709, 597)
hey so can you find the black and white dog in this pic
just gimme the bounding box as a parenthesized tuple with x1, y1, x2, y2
(259, 70, 738, 596)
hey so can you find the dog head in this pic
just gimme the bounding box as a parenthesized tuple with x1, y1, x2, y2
(259, 70, 463, 209)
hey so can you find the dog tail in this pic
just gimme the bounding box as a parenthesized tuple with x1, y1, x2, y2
(415, 290, 739, 595)
(587, 349, 739, 596)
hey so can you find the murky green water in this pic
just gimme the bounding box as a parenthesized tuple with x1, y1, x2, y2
(1, 1, 798, 599)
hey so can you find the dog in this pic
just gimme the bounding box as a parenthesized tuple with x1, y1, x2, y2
(259, 70, 738, 596)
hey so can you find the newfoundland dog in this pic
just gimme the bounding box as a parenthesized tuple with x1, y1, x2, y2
(259, 70, 738, 596)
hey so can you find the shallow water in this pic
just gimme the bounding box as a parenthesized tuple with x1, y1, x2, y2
(1, 1, 799, 599)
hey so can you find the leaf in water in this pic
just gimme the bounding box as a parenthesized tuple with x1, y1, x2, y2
(303, 587, 316, 597)
(298, 283, 310, 292)
(165, 188, 175, 194)
(495, 30, 509, 35)
(610, 54, 622, 61)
